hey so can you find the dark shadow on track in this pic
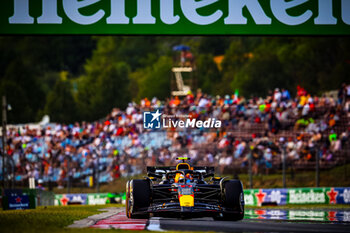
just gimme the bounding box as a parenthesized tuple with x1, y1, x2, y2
(156, 217, 350, 232)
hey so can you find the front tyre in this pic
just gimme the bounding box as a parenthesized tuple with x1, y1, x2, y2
(126, 179, 151, 219)
(220, 180, 245, 221)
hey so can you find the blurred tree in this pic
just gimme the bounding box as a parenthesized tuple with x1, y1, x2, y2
(76, 36, 131, 121)
(0, 80, 33, 123)
(217, 39, 250, 95)
(231, 53, 289, 98)
(131, 56, 172, 101)
(275, 37, 350, 95)
(0, 36, 94, 75)
(198, 37, 230, 55)
(0, 59, 45, 123)
(196, 54, 221, 95)
(1, 35, 350, 123)
(44, 71, 76, 123)
(90, 36, 159, 71)
(0, 36, 95, 123)
(76, 61, 131, 121)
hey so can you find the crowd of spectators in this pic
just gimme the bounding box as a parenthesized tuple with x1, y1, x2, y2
(1, 84, 350, 188)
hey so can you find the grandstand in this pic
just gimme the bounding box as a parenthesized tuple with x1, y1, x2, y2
(0, 85, 349, 188)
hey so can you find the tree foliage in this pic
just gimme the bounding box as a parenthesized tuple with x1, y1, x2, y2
(76, 37, 131, 121)
(131, 56, 172, 101)
(0, 59, 45, 123)
(0, 36, 94, 123)
(0, 36, 349, 123)
(196, 54, 221, 95)
(44, 72, 76, 123)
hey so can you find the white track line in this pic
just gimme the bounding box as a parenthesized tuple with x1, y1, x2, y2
(147, 217, 164, 231)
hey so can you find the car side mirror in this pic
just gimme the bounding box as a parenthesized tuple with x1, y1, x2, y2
(147, 172, 162, 179)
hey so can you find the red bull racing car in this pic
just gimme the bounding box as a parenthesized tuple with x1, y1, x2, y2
(126, 157, 244, 220)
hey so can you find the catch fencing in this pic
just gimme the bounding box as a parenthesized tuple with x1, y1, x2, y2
(52, 187, 350, 207)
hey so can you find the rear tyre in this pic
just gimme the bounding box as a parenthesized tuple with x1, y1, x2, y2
(220, 180, 244, 221)
(125, 181, 131, 217)
(126, 179, 151, 219)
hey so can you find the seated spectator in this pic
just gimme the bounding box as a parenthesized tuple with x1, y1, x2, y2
(268, 112, 280, 134)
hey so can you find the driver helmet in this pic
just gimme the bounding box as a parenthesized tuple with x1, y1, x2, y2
(175, 173, 185, 183)
(185, 173, 193, 183)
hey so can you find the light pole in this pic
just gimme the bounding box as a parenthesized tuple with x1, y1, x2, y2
(66, 155, 71, 194)
(2, 96, 7, 191)
(96, 149, 100, 193)
(315, 143, 320, 187)
(248, 143, 253, 189)
(282, 147, 286, 188)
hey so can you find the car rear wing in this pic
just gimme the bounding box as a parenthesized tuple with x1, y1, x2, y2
(147, 166, 215, 177)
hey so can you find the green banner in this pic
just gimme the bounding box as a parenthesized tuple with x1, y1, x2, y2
(244, 187, 350, 206)
(244, 209, 348, 221)
(54, 193, 125, 206)
(1, 0, 349, 35)
(87, 193, 109, 205)
(288, 188, 327, 204)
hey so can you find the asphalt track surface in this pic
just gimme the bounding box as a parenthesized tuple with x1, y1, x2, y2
(152, 217, 350, 232)
(90, 209, 350, 232)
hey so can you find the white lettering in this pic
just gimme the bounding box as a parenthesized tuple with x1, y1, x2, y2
(271, 0, 312, 26)
(160, 0, 180, 24)
(244, 194, 255, 205)
(38, 0, 62, 24)
(9, 0, 34, 24)
(172, 120, 178, 127)
(203, 119, 210, 128)
(289, 190, 325, 204)
(7, 0, 349, 29)
(314, 0, 337, 25)
(63, 0, 105, 25)
(133, 0, 156, 24)
(162, 118, 221, 128)
(187, 119, 196, 127)
(181, 0, 223, 25)
(9, 203, 29, 208)
(88, 195, 107, 205)
(196, 120, 203, 128)
(342, 0, 350, 25)
(289, 210, 324, 220)
(178, 120, 184, 127)
(163, 119, 169, 128)
(225, 0, 271, 25)
(211, 119, 216, 127)
(107, 0, 129, 24)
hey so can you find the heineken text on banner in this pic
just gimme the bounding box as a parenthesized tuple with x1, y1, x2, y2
(244, 187, 350, 206)
(1, 0, 350, 35)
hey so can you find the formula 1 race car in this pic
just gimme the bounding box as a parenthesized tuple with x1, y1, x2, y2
(126, 157, 244, 220)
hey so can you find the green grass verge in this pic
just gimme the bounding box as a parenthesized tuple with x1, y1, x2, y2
(1, 204, 348, 233)
(0, 204, 125, 233)
(0, 204, 200, 233)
